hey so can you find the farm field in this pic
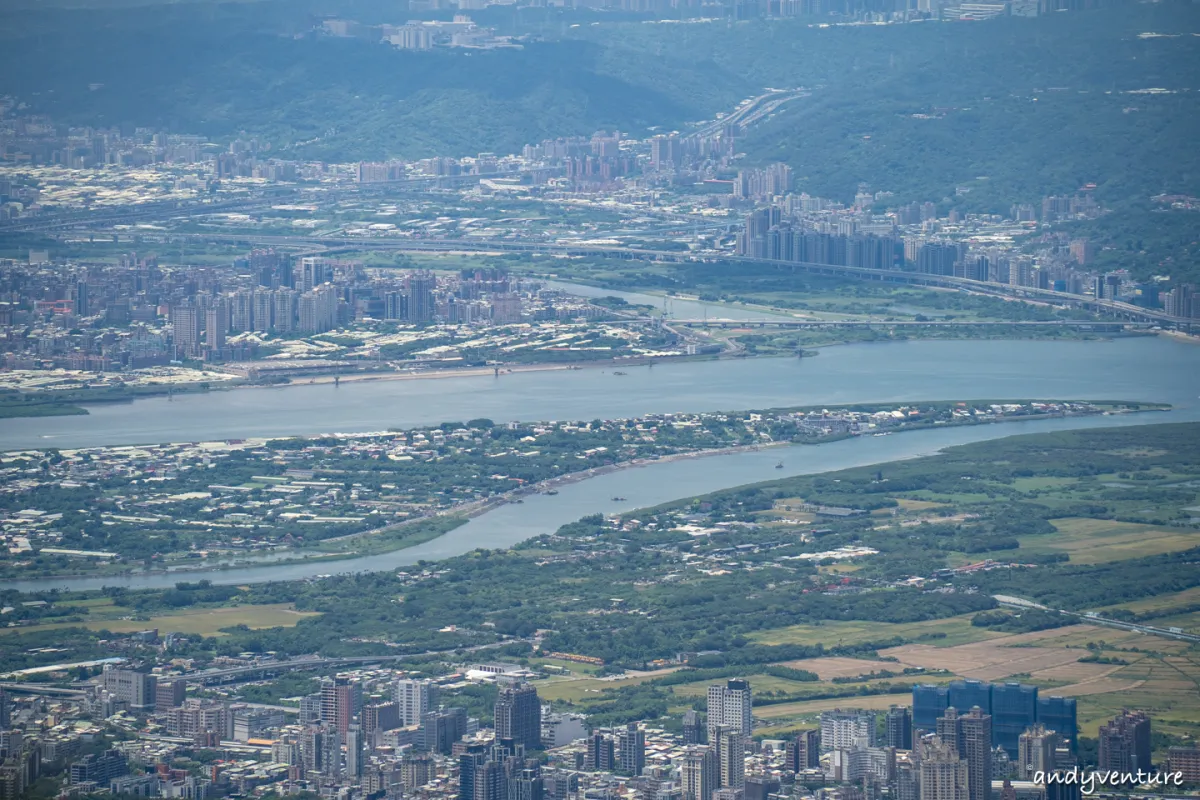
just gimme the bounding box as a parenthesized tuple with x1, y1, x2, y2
(1067, 652, 1200, 738)
(1144, 610, 1200, 634)
(1018, 518, 1200, 565)
(1096, 586, 1200, 615)
(776, 656, 904, 680)
(750, 614, 1002, 648)
(534, 668, 679, 703)
(876, 625, 1106, 682)
(0, 603, 319, 638)
(671, 674, 825, 699)
(90, 604, 321, 637)
(754, 624, 1200, 740)
(893, 498, 947, 511)
(527, 657, 605, 676)
(528, 427, 1200, 742)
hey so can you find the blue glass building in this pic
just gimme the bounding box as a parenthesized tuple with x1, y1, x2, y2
(911, 683, 1077, 758)
(1036, 695, 1078, 746)
(948, 680, 994, 715)
(911, 684, 950, 734)
(991, 682, 1038, 757)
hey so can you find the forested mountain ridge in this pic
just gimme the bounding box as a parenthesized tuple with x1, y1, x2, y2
(0, 3, 747, 160)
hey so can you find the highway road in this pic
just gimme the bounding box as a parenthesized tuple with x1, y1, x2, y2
(993, 596, 1200, 645)
(666, 319, 1149, 330)
(0, 682, 87, 697)
(688, 88, 809, 140)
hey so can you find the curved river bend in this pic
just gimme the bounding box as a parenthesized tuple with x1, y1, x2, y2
(3, 336, 1199, 592)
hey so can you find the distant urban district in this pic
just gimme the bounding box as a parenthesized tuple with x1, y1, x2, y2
(0, 3, 1197, 414)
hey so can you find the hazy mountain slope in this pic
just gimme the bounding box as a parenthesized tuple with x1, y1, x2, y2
(0, 4, 747, 159)
(573, 4, 1200, 209)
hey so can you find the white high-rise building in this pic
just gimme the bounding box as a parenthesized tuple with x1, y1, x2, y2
(396, 679, 439, 727)
(681, 744, 718, 800)
(1018, 725, 1059, 780)
(273, 289, 296, 333)
(298, 284, 338, 334)
(715, 727, 746, 790)
(252, 291, 274, 332)
(205, 303, 227, 352)
(920, 737, 969, 800)
(298, 257, 327, 292)
(346, 724, 364, 779)
(820, 709, 878, 751)
(171, 304, 201, 358)
(706, 679, 752, 743)
(229, 289, 255, 333)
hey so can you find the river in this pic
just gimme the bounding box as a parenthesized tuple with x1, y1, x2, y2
(5, 406, 1192, 594)
(1, 332, 1197, 592)
(2, 337, 1197, 451)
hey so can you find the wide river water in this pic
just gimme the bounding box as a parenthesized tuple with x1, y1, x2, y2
(4, 337, 1197, 451)
(3, 320, 1199, 592)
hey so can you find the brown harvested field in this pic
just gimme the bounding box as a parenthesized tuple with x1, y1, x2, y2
(1027, 660, 1129, 683)
(756, 624, 1200, 741)
(994, 625, 1109, 643)
(779, 656, 901, 680)
(879, 643, 1082, 680)
(1012, 625, 1193, 654)
(1055, 678, 1147, 696)
(877, 625, 1107, 681)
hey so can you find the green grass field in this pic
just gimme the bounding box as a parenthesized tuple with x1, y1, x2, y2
(670, 674, 819, 699)
(1019, 518, 1200, 565)
(1097, 587, 1200, 615)
(1144, 610, 1200, 634)
(903, 491, 998, 504)
(527, 657, 605, 676)
(750, 614, 1001, 648)
(1, 603, 319, 638)
(533, 672, 665, 703)
(1073, 653, 1200, 739)
(894, 498, 947, 511)
(1010, 477, 1080, 492)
